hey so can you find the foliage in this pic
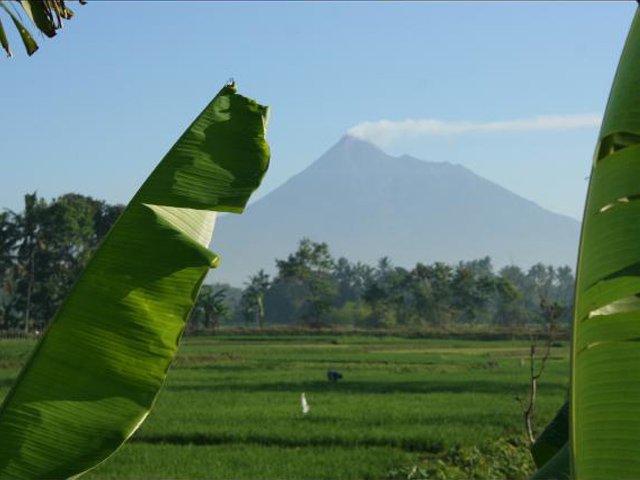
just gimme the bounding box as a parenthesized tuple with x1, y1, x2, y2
(530, 8, 640, 480)
(239, 269, 270, 328)
(0, 332, 567, 478)
(274, 238, 337, 327)
(0, 193, 124, 332)
(0, 84, 270, 479)
(388, 438, 535, 480)
(1, 222, 576, 332)
(0, 0, 85, 58)
(1, 335, 568, 479)
(330, 301, 372, 327)
(190, 285, 229, 330)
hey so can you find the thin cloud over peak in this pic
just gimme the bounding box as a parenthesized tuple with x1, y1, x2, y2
(348, 114, 602, 146)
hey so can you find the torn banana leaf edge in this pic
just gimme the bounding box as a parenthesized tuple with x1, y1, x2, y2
(532, 7, 640, 480)
(0, 83, 270, 479)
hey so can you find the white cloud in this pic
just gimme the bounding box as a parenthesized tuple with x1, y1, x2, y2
(348, 114, 602, 146)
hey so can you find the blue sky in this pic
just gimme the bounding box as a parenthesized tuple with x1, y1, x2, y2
(0, 1, 637, 219)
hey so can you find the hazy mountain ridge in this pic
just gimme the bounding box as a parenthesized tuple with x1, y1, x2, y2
(210, 135, 580, 286)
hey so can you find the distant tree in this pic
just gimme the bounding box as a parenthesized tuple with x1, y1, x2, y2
(0, 192, 124, 332)
(499, 263, 574, 326)
(406, 262, 431, 325)
(385, 266, 414, 326)
(375, 256, 394, 280)
(555, 265, 575, 323)
(450, 263, 494, 323)
(527, 263, 556, 300)
(422, 262, 454, 325)
(93, 201, 125, 246)
(209, 282, 242, 321)
(0, 211, 16, 273)
(352, 262, 375, 295)
(240, 269, 271, 329)
(499, 264, 527, 289)
(262, 275, 306, 325)
(461, 256, 494, 278)
(333, 257, 357, 305)
(193, 285, 228, 330)
(361, 279, 395, 327)
(25, 193, 123, 330)
(0, 264, 18, 330)
(362, 258, 410, 327)
(0, 211, 18, 327)
(493, 277, 528, 327)
(37, 194, 102, 323)
(12, 193, 47, 332)
(275, 238, 336, 327)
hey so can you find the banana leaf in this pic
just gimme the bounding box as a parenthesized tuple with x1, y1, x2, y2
(0, 83, 270, 479)
(531, 443, 570, 480)
(19, 1, 56, 37)
(570, 7, 640, 479)
(0, 15, 11, 57)
(531, 400, 569, 469)
(0, 2, 37, 56)
(0, 0, 80, 57)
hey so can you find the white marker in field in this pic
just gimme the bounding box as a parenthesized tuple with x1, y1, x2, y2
(301, 393, 310, 415)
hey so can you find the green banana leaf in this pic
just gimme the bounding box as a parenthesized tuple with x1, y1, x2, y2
(19, 1, 56, 37)
(0, 15, 11, 57)
(0, 0, 81, 58)
(570, 7, 640, 480)
(0, 83, 270, 479)
(0, 2, 38, 56)
(531, 400, 569, 469)
(531, 443, 570, 480)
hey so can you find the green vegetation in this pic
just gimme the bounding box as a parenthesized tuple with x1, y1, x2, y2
(0, 193, 125, 333)
(0, 334, 568, 479)
(0, 225, 576, 335)
(0, 1, 84, 57)
(235, 239, 575, 331)
(528, 8, 640, 480)
(3, 4, 638, 477)
(568, 8, 640, 480)
(0, 84, 270, 479)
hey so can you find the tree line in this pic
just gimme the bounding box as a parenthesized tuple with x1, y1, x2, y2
(0, 194, 575, 332)
(214, 238, 575, 330)
(0, 193, 124, 332)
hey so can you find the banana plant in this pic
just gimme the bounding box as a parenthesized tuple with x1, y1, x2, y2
(0, 0, 84, 57)
(0, 82, 270, 479)
(532, 6, 640, 479)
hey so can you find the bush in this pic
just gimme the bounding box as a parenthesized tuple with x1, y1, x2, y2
(387, 437, 535, 480)
(328, 302, 371, 326)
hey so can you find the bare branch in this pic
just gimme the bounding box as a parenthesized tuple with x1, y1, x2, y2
(516, 296, 565, 446)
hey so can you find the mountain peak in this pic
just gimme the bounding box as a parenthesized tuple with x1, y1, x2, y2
(210, 134, 580, 285)
(326, 134, 388, 158)
(338, 133, 373, 146)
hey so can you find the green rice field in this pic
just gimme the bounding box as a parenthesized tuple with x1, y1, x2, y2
(0, 334, 569, 479)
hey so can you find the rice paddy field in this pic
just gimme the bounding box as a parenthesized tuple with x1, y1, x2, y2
(0, 334, 569, 479)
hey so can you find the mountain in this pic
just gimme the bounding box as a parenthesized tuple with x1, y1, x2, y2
(209, 135, 580, 286)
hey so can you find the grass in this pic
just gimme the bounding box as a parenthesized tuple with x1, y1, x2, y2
(0, 334, 569, 479)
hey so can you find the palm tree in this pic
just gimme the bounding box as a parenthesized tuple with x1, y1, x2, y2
(0, 0, 85, 58)
(194, 285, 228, 330)
(241, 269, 270, 329)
